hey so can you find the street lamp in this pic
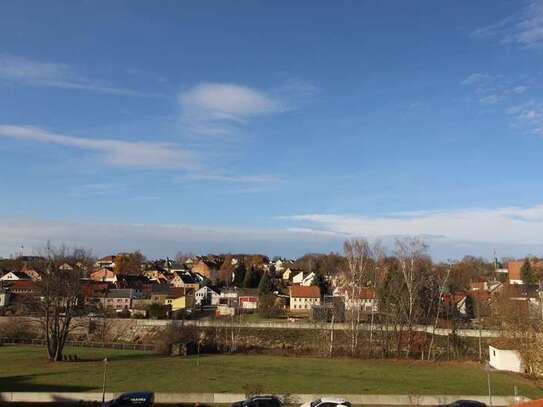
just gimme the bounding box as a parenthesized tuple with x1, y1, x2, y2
(102, 357, 108, 406)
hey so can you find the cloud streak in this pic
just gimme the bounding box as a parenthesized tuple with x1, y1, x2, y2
(0, 125, 196, 170)
(0, 54, 161, 97)
(280, 203, 543, 245)
(176, 173, 280, 184)
(472, 1, 543, 49)
(1, 215, 542, 260)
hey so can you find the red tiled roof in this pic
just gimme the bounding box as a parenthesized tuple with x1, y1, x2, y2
(289, 285, 320, 298)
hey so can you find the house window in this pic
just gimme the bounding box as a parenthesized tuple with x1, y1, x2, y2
(493, 350, 496, 356)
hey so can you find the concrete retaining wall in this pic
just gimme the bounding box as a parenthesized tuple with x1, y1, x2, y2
(0, 392, 530, 405)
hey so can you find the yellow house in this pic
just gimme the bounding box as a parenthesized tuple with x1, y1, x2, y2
(165, 289, 195, 311)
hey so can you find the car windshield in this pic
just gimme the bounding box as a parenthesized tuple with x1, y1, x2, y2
(311, 399, 322, 407)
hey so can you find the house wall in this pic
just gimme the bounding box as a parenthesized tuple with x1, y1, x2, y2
(290, 296, 320, 311)
(489, 345, 524, 373)
(0, 293, 9, 307)
(240, 297, 257, 310)
(0, 273, 22, 281)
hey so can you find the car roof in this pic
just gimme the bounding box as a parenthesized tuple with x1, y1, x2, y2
(320, 398, 348, 404)
(119, 392, 154, 398)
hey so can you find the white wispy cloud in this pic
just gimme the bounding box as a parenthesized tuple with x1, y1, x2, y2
(175, 173, 279, 184)
(460, 72, 543, 133)
(1, 215, 542, 260)
(507, 100, 543, 135)
(461, 73, 494, 86)
(0, 54, 161, 97)
(0, 125, 196, 170)
(460, 72, 529, 104)
(179, 82, 282, 135)
(179, 79, 319, 136)
(0, 218, 341, 259)
(279, 203, 543, 245)
(472, 1, 543, 49)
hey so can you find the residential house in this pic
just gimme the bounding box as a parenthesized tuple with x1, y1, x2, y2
(115, 274, 152, 294)
(238, 288, 259, 310)
(171, 272, 200, 290)
(165, 288, 195, 311)
(507, 260, 543, 285)
(191, 259, 218, 281)
(289, 285, 321, 312)
(98, 288, 139, 311)
(94, 255, 116, 270)
(283, 268, 302, 282)
(4, 280, 36, 296)
(274, 259, 285, 272)
(219, 287, 239, 307)
(20, 266, 41, 281)
(90, 268, 117, 283)
(0, 271, 31, 281)
(470, 278, 489, 291)
(81, 280, 109, 304)
(292, 271, 315, 286)
(502, 283, 541, 319)
(195, 286, 220, 306)
(442, 292, 469, 317)
(143, 269, 167, 282)
(337, 287, 378, 314)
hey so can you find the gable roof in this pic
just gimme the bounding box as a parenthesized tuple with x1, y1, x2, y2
(1, 271, 31, 280)
(289, 285, 320, 298)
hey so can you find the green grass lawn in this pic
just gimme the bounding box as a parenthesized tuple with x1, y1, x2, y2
(0, 346, 542, 398)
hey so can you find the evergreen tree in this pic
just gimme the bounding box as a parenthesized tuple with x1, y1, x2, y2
(312, 272, 329, 296)
(521, 258, 536, 284)
(243, 267, 261, 288)
(258, 271, 273, 295)
(233, 264, 246, 287)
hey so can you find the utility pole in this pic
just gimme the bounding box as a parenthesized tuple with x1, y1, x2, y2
(101, 357, 108, 406)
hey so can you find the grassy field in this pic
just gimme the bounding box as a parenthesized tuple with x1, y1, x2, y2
(0, 346, 542, 398)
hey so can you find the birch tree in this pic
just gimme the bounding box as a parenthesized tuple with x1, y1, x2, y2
(395, 237, 429, 358)
(342, 238, 374, 356)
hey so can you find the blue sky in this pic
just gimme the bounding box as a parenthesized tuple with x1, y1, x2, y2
(1, 0, 543, 259)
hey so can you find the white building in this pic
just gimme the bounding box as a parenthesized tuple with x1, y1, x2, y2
(289, 285, 321, 312)
(195, 286, 220, 306)
(0, 271, 31, 281)
(292, 271, 315, 286)
(489, 345, 524, 374)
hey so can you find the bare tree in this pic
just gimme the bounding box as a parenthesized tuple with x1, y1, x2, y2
(35, 244, 93, 361)
(395, 237, 429, 357)
(427, 264, 451, 360)
(342, 238, 374, 356)
(369, 241, 385, 356)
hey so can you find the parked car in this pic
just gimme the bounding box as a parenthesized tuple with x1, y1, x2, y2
(104, 392, 155, 406)
(441, 401, 487, 407)
(301, 398, 352, 407)
(231, 395, 282, 407)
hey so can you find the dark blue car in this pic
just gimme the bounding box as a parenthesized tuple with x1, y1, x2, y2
(104, 392, 155, 406)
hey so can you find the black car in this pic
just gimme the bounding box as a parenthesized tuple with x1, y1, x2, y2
(442, 400, 487, 407)
(231, 395, 282, 407)
(104, 392, 155, 407)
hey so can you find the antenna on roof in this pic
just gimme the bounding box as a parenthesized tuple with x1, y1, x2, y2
(493, 249, 498, 271)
